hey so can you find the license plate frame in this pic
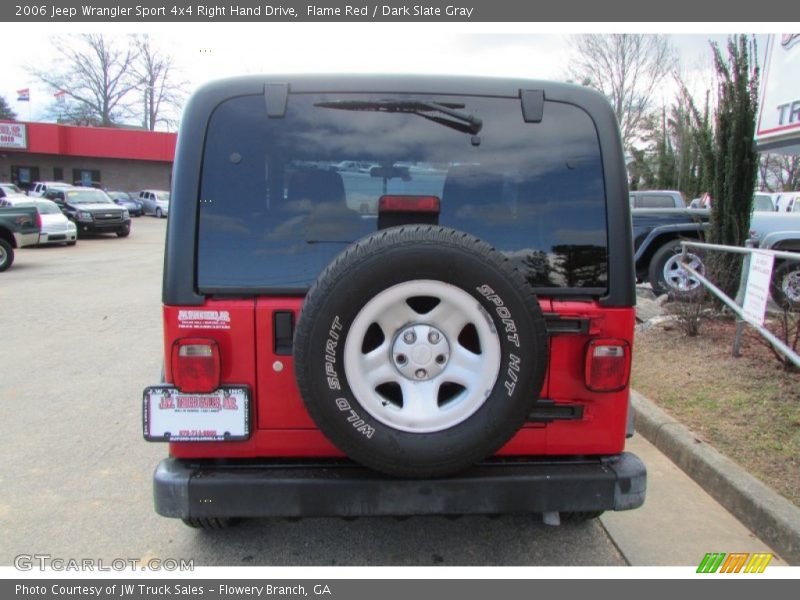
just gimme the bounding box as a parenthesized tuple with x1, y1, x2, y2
(143, 385, 250, 442)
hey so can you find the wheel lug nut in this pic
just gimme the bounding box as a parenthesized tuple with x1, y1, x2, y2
(396, 354, 407, 365)
(428, 331, 440, 343)
(415, 369, 427, 379)
(403, 331, 416, 344)
(435, 354, 446, 364)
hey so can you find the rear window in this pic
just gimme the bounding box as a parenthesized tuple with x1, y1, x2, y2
(753, 194, 774, 212)
(35, 200, 61, 215)
(631, 193, 679, 208)
(197, 93, 608, 292)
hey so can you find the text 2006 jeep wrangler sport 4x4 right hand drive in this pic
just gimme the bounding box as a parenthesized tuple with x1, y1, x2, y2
(143, 75, 646, 528)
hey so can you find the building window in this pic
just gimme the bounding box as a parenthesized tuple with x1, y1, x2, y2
(72, 168, 101, 188)
(53, 167, 64, 181)
(11, 165, 40, 191)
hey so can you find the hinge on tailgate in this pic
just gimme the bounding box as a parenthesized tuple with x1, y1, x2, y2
(542, 313, 590, 335)
(527, 399, 585, 423)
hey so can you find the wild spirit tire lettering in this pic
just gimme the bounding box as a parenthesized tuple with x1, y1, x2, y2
(335, 398, 375, 439)
(325, 316, 342, 391)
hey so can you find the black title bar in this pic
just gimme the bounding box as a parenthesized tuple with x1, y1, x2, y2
(2, 0, 790, 22)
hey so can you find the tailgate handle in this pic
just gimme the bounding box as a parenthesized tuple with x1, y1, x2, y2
(273, 311, 294, 355)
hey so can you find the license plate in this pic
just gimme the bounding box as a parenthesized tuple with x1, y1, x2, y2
(143, 386, 250, 442)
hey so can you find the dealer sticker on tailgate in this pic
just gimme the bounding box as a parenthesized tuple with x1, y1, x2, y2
(143, 386, 250, 442)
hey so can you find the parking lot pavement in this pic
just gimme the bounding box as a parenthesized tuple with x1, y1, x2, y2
(0, 217, 786, 568)
(601, 435, 786, 566)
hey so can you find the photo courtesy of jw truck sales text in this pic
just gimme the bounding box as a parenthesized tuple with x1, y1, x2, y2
(14, 584, 333, 597)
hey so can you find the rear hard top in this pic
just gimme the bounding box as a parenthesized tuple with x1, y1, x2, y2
(164, 75, 634, 307)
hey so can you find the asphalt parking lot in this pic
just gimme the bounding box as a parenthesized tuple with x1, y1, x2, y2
(0, 217, 785, 568)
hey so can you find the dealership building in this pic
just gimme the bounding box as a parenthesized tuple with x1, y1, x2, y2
(0, 121, 177, 192)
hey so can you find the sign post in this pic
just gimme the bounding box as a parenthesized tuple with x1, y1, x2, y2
(742, 251, 775, 326)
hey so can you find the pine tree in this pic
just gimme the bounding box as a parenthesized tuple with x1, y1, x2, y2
(706, 36, 760, 296)
(682, 36, 760, 297)
(0, 96, 17, 120)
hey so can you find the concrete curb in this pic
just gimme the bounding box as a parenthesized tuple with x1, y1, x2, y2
(631, 389, 800, 565)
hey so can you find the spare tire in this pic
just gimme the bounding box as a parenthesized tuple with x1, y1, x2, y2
(294, 225, 548, 478)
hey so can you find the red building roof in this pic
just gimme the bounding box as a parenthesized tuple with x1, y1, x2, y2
(6, 121, 177, 162)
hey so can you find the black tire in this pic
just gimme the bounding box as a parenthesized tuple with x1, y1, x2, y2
(155, 208, 163, 219)
(560, 511, 604, 522)
(294, 225, 549, 478)
(181, 517, 238, 529)
(66, 241, 77, 246)
(0, 238, 14, 272)
(648, 239, 705, 297)
(117, 225, 130, 238)
(770, 260, 800, 310)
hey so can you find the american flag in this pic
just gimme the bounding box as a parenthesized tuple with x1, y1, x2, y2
(54, 90, 66, 104)
(17, 88, 30, 102)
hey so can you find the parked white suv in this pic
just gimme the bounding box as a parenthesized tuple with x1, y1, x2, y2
(138, 190, 170, 218)
(30, 181, 72, 197)
(776, 192, 800, 213)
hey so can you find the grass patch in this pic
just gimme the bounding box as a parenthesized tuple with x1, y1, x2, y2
(633, 316, 800, 507)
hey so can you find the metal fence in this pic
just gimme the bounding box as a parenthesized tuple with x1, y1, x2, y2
(679, 240, 800, 369)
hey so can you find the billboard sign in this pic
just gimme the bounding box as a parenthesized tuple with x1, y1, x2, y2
(0, 122, 27, 149)
(756, 34, 800, 152)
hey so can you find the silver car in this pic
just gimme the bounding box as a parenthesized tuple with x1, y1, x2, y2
(12, 198, 78, 246)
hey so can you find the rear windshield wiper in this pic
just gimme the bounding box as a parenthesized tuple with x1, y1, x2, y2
(314, 99, 483, 135)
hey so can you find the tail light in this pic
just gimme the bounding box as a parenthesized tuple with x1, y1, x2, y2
(584, 339, 631, 392)
(36, 210, 42, 230)
(377, 195, 441, 230)
(379, 195, 440, 213)
(171, 338, 221, 393)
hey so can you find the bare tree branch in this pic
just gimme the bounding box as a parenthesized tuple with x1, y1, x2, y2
(27, 33, 139, 127)
(760, 153, 800, 192)
(568, 34, 677, 150)
(131, 35, 188, 131)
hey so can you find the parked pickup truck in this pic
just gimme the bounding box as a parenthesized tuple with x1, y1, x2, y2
(632, 208, 710, 295)
(0, 204, 41, 271)
(749, 212, 800, 309)
(629, 190, 686, 209)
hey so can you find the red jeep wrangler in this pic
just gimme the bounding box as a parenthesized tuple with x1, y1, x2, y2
(144, 75, 646, 528)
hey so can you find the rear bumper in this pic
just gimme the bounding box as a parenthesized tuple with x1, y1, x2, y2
(13, 231, 40, 248)
(40, 230, 77, 244)
(154, 453, 646, 519)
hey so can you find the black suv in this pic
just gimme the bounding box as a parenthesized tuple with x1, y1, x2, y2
(45, 187, 131, 237)
(145, 75, 645, 528)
